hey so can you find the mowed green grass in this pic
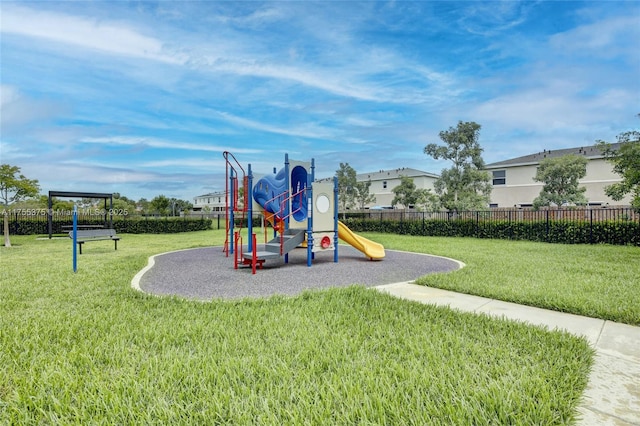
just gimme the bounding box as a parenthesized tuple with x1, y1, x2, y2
(1, 231, 594, 424)
(368, 234, 640, 325)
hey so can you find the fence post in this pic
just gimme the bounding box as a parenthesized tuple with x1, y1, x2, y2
(589, 209, 593, 244)
(546, 210, 550, 242)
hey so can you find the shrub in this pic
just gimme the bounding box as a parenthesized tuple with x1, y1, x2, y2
(2, 216, 212, 236)
(343, 217, 639, 246)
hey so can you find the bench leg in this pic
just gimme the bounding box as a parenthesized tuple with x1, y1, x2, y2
(78, 242, 83, 255)
(114, 240, 118, 251)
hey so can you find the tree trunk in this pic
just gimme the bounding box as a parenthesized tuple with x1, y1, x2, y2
(3, 211, 11, 247)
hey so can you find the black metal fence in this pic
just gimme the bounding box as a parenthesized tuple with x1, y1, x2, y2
(3, 207, 638, 245)
(342, 207, 640, 246)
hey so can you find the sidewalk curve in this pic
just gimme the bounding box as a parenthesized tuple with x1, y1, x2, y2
(375, 282, 640, 426)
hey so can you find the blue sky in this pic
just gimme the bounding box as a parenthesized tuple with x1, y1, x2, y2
(1, 1, 639, 202)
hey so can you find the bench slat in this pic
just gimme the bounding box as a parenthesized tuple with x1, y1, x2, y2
(73, 229, 117, 238)
(68, 229, 120, 254)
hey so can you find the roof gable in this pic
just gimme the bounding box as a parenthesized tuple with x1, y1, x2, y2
(485, 143, 622, 168)
(357, 167, 439, 180)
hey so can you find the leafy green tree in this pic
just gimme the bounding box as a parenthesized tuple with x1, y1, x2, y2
(391, 176, 420, 209)
(424, 121, 492, 211)
(391, 176, 438, 211)
(598, 129, 640, 210)
(150, 195, 171, 216)
(417, 188, 441, 211)
(336, 163, 357, 218)
(112, 198, 136, 215)
(113, 192, 134, 204)
(51, 199, 75, 211)
(168, 198, 194, 216)
(137, 198, 150, 214)
(1, 164, 40, 247)
(353, 180, 376, 210)
(8, 194, 48, 210)
(532, 154, 588, 210)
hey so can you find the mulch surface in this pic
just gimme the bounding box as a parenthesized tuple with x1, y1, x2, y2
(139, 245, 460, 300)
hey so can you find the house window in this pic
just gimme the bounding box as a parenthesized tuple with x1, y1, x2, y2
(489, 203, 498, 208)
(383, 181, 387, 189)
(492, 170, 506, 185)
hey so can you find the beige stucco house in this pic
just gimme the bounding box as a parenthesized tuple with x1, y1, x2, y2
(484, 143, 630, 208)
(355, 167, 439, 209)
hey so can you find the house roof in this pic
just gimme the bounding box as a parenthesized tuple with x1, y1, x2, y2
(194, 191, 225, 199)
(357, 167, 439, 181)
(485, 143, 622, 169)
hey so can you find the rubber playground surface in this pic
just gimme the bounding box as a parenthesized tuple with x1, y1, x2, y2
(137, 245, 462, 300)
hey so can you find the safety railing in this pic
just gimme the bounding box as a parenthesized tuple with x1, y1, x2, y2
(274, 188, 306, 255)
(223, 151, 247, 257)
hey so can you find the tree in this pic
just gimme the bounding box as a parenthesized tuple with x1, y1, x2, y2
(112, 198, 136, 215)
(336, 163, 357, 218)
(1, 164, 40, 247)
(597, 129, 640, 210)
(150, 195, 170, 216)
(168, 198, 193, 216)
(390, 176, 422, 208)
(424, 121, 492, 211)
(532, 154, 588, 210)
(353, 180, 376, 210)
(391, 176, 439, 211)
(137, 198, 150, 214)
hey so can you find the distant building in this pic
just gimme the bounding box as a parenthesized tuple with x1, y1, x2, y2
(355, 167, 439, 209)
(484, 143, 630, 208)
(193, 191, 226, 212)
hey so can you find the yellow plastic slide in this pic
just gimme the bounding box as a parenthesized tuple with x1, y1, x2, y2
(338, 221, 385, 260)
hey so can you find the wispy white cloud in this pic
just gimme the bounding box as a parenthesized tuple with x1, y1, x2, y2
(1, 3, 459, 106)
(209, 110, 338, 140)
(460, 9, 640, 154)
(0, 85, 65, 131)
(139, 159, 224, 169)
(79, 136, 261, 155)
(1, 5, 186, 64)
(549, 14, 640, 60)
(456, 1, 538, 36)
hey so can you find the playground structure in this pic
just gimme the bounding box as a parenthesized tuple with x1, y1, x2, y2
(223, 152, 384, 273)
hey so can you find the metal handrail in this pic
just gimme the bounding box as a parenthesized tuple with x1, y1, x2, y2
(264, 191, 289, 224)
(275, 188, 306, 255)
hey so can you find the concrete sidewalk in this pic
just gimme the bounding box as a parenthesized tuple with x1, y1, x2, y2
(375, 282, 640, 426)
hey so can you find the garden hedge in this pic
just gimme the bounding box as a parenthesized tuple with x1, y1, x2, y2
(3, 217, 212, 236)
(343, 218, 640, 246)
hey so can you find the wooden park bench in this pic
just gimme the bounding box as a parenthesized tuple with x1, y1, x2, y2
(69, 229, 120, 254)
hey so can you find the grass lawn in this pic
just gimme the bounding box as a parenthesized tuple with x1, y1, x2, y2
(369, 234, 640, 326)
(1, 231, 596, 424)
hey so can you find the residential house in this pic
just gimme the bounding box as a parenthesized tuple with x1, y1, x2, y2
(484, 143, 630, 208)
(355, 167, 439, 209)
(193, 191, 226, 212)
